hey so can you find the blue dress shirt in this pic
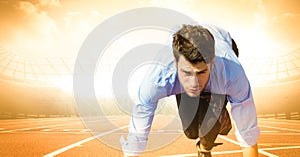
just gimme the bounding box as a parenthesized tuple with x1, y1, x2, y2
(120, 24, 260, 156)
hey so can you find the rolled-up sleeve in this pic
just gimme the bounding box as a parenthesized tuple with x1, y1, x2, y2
(227, 69, 260, 147)
(120, 69, 171, 156)
(120, 101, 157, 156)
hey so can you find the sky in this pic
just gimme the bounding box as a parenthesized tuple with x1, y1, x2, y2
(0, 0, 299, 58)
(0, 0, 299, 115)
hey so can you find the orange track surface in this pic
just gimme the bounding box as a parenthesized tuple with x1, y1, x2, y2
(1, 116, 300, 157)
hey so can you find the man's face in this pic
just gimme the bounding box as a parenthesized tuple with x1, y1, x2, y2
(176, 55, 211, 97)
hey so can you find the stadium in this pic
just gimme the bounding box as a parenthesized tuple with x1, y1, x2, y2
(241, 48, 300, 119)
(1, 46, 300, 157)
(0, 46, 76, 119)
(0, 46, 299, 119)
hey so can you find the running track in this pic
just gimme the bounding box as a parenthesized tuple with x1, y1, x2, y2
(1, 116, 300, 157)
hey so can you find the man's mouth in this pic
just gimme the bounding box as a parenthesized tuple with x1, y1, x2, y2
(188, 88, 200, 93)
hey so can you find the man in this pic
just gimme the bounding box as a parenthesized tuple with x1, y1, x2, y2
(121, 24, 260, 157)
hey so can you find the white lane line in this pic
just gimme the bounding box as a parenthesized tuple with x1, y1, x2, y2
(258, 150, 279, 157)
(160, 144, 300, 157)
(0, 121, 82, 133)
(218, 135, 240, 145)
(260, 125, 300, 133)
(259, 119, 300, 126)
(261, 145, 300, 151)
(0, 118, 79, 125)
(212, 149, 242, 154)
(43, 126, 127, 157)
(0, 117, 121, 133)
(260, 143, 300, 146)
(160, 153, 197, 157)
(260, 130, 278, 133)
(151, 130, 184, 134)
(0, 116, 125, 126)
(160, 150, 243, 157)
(218, 135, 279, 157)
(41, 129, 51, 132)
(80, 129, 91, 132)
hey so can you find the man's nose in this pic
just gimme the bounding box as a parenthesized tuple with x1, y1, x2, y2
(189, 75, 199, 88)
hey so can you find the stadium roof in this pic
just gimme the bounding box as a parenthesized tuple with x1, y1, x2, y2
(241, 48, 300, 86)
(0, 46, 73, 86)
(0, 46, 300, 87)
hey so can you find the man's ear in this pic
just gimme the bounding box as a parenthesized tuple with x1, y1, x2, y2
(174, 57, 178, 69)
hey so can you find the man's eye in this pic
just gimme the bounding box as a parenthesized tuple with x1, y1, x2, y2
(197, 71, 206, 75)
(183, 71, 191, 75)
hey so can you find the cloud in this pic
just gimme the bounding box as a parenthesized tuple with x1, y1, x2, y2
(268, 12, 300, 50)
(0, 0, 59, 57)
(281, 12, 300, 18)
(233, 0, 300, 53)
(0, 0, 107, 58)
(39, 0, 61, 7)
(0, 0, 298, 58)
(14, 1, 57, 40)
(29, 0, 61, 9)
(17, 1, 37, 13)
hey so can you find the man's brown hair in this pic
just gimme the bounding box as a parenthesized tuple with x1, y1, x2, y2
(172, 25, 215, 64)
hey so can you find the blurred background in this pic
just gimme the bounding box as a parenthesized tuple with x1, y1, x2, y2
(0, 0, 299, 119)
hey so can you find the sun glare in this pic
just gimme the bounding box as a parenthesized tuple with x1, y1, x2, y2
(52, 76, 73, 93)
(234, 28, 286, 59)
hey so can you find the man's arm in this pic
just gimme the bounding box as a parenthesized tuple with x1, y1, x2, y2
(225, 60, 260, 151)
(121, 76, 170, 156)
(242, 144, 258, 157)
(121, 103, 157, 156)
(121, 60, 178, 156)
